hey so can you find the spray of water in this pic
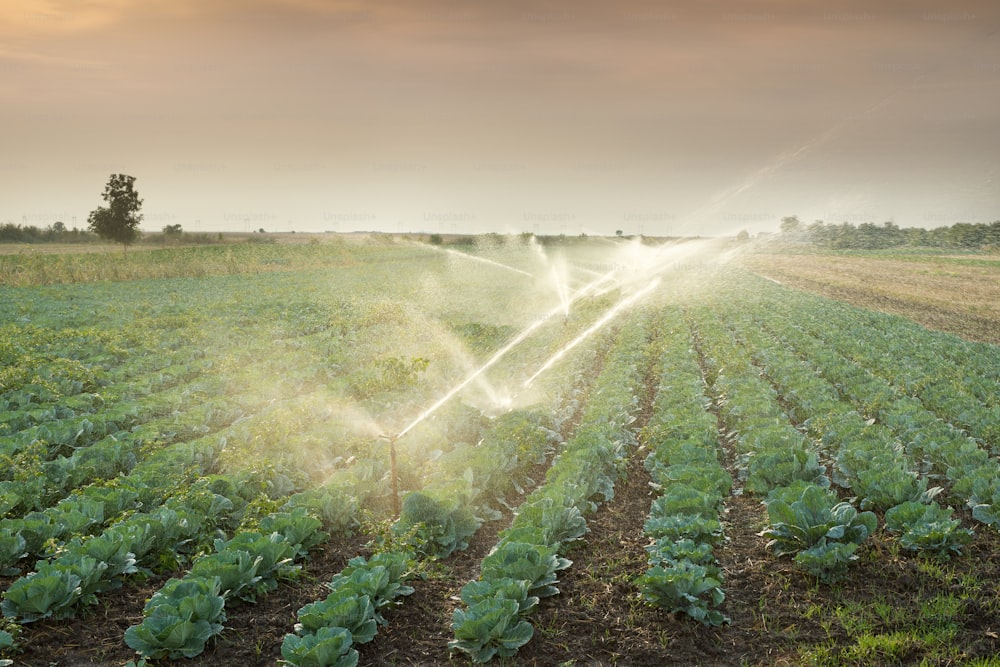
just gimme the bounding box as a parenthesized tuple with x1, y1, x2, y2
(550, 264, 572, 317)
(394, 236, 725, 439)
(440, 247, 534, 277)
(527, 237, 574, 316)
(522, 277, 662, 389)
(394, 270, 617, 439)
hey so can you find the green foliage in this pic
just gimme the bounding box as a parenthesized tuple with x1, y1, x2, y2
(287, 486, 358, 537)
(87, 173, 143, 249)
(283, 549, 414, 665)
(281, 626, 358, 667)
(645, 538, 719, 575)
(189, 551, 263, 602)
(104, 516, 169, 564)
(124, 577, 226, 659)
(884, 501, 974, 558)
(649, 483, 722, 520)
(807, 219, 1000, 250)
(45, 500, 104, 535)
(11, 512, 59, 555)
(793, 539, 860, 584)
(258, 507, 327, 558)
(460, 577, 539, 616)
(760, 482, 876, 582)
(761, 482, 876, 556)
(217, 531, 298, 586)
(448, 597, 534, 663)
(0, 530, 26, 576)
(450, 322, 517, 355)
(325, 556, 415, 624)
(480, 541, 570, 599)
(295, 595, 378, 644)
(52, 554, 108, 601)
(0, 562, 82, 622)
(853, 461, 935, 512)
(392, 491, 479, 559)
(637, 561, 729, 626)
(73, 532, 139, 586)
(349, 356, 428, 399)
(508, 494, 588, 546)
(341, 550, 416, 587)
(744, 445, 828, 495)
(643, 514, 724, 544)
(647, 460, 732, 499)
(0, 628, 13, 666)
(969, 479, 1000, 527)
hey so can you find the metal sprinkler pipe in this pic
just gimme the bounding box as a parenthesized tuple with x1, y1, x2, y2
(379, 433, 401, 518)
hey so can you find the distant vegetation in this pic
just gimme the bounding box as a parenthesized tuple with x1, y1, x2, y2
(4, 218, 998, 251)
(0, 223, 221, 247)
(780, 216, 1000, 251)
(0, 222, 98, 244)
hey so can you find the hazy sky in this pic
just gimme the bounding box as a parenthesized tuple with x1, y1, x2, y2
(2, 0, 998, 236)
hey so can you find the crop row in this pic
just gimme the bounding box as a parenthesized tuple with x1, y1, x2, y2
(449, 310, 653, 663)
(636, 312, 730, 625)
(719, 294, 996, 533)
(228, 325, 611, 666)
(0, 382, 426, 627)
(689, 305, 878, 582)
(725, 311, 975, 558)
(692, 276, 980, 578)
(744, 277, 998, 445)
(693, 276, 982, 561)
(277, 408, 560, 667)
(119, 298, 616, 663)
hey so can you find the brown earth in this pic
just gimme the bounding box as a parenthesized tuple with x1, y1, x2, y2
(737, 251, 1000, 345)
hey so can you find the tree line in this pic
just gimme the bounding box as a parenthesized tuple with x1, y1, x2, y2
(780, 216, 1000, 250)
(0, 222, 98, 244)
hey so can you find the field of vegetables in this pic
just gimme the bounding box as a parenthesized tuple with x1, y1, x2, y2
(0, 236, 998, 666)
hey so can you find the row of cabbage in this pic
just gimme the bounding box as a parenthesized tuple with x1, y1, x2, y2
(726, 309, 976, 560)
(278, 408, 561, 667)
(746, 277, 998, 449)
(0, 320, 214, 431)
(0, 395, 377, 634)
(1, 280, 428, 604)
(0, 387, 363, 565)
(124, 307, 611, 663)
(275, 322, 614, 667)
(448, 312, 653, 663)
(732, 277, 996, 478)
(730, 303, 992, 526)
(689, 306, 878, 583)
(2, 252, 629, 663)
(0, 385, 241, 521)
(635, 313, 730, 625)
(698, 276, 983, 561)
(739, 282, 999, 530)
(1, 317, 254, 521)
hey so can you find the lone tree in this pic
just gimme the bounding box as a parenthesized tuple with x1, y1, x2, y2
(88, 174, 143, 250)
(780, 215, 802, 234)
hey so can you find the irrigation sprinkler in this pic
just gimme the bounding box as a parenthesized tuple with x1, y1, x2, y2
(379, 432, 401, 518)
